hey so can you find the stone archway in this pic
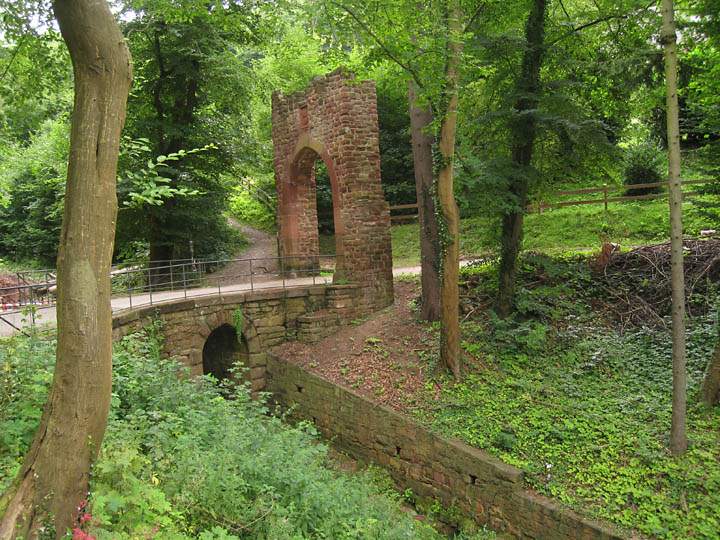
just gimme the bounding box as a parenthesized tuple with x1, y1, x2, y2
(272, 69, 394, 311)
(202, 323, 249, 382)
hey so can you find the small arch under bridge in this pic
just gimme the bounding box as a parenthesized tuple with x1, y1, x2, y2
(112, 283, 362, 393)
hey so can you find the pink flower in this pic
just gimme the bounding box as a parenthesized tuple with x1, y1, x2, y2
(71, 527, 96, 540)
(79, 513, 92, 524)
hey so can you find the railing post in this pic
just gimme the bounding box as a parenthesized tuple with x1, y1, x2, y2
(128, 278, 133, 309)
(170, 262, 174, 291)
(249, 259, 254, 291)
(29, 286, 35, 328)
(281, 257, 285, 289)
(182, 263, 187, 299)
(148, 267, 153, 306)
(603, 183, 609, 212)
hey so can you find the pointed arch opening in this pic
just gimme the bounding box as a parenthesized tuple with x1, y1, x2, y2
(284, 142, 346, 280)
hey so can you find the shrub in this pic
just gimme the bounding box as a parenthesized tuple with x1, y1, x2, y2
(228, 186, 276, 232)
(622, 139, 665, 196)
(0, 326, 451, 539)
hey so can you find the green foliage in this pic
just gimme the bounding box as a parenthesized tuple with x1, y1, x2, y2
(232, 307, 244, 335)
(228, 177, 276, 232)
(0, 326, 447, 539)
(390, 197, 715, 266)
(413, 258, 720, 539)
(118, 139, 213, 210)
(622, 139, 665, 196)
(117, 1, 267, 262)
(0, 117, 68, 265)
(0, 333, 55, 492)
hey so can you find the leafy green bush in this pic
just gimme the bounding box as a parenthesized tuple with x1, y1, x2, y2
(0, 326, 466, 539)
(0, 117, 68, 265)
(228, 186, 276, 232)
(622, 140, 665, 196)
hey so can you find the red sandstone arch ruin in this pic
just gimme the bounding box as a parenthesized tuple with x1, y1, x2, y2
(272, 69, 393, 310)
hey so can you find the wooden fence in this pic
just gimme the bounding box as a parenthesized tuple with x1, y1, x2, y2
(388, 178, 717, 223)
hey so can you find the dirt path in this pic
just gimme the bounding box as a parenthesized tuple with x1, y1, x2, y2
(210, 219, 278, 285)
(272, 281, 435, 411)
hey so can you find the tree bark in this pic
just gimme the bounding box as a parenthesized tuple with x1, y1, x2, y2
(147, 30, 198, 273)
(437, 0, 463, 379)
(0, 1, 132, 537)
(408, 81, 441, 322)
(661, 0, 688, 456)
(701, 336, 720, 407)
(496, 0, 548, 318)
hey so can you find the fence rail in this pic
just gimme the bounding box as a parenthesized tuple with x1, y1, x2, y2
(388, 178, 718, 221)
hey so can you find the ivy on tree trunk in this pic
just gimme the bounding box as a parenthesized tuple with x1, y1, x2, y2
(408, 81, 441, 322)
(437, 0, 463, 378)
(661, 0, 688, 456)
(496, 0, 548, 318)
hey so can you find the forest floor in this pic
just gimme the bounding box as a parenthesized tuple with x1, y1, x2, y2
(272, 247, 720, 539)
(274, 279, 432, 411)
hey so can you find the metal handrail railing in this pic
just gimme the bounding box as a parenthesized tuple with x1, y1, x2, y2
(0, 254, 337, 318)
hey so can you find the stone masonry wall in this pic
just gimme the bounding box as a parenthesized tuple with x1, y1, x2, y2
(111, 285, 362, 393)
(272, 69, 394, 313)
(266, 356, 627, 540)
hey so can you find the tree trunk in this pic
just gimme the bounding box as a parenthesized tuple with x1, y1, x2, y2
(149, 232, 174, 287)
(496, 0, 548, 318)
(437, 0, 463, 379)
(661, 0, 688, 456)
(701, 336, 720, 407)
(0, 1, 132, 537)
(408, 81, 441, 322)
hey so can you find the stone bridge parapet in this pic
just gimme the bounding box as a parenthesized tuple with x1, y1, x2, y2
(112, 283, 361, 393)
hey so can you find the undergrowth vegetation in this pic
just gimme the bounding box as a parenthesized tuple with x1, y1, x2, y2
(411, 255, 720, 538)
(0, 325, 491, 539)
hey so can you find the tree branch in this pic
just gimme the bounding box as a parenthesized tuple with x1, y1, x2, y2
(0, 36, 27, 84)
(328, 0, 425, 89)
(548, 1, 655, 46)
(463, 1, 487, 33)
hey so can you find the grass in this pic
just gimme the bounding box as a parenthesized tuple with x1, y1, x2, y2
(409, 257, 720, 539)
(390, 198, 716, 267)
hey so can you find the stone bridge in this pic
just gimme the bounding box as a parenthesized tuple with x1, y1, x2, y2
(111, 283, 361, 393)
(109, 280, 623, 540)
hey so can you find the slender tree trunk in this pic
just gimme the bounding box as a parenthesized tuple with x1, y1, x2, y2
(147, 36, 198, 273)
(496, 0, 548, 318)
(0, 1, 131, 537)
(437, 0, 463, 378)
(701, 336, 720, 407)
(661, 0, 688, 456)
(408, 82, 441, 321)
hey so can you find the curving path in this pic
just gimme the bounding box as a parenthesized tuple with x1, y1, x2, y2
(0, 222, 475, 337)
(210, 219, 279, 285)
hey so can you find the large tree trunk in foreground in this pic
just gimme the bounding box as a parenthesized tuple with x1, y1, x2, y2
(661, 0, 688, 456)
(437, 0, 463, 379)
(0, 1, 132, 537)
(496, 0, 548, 318)
(408, 82, 441, 322)
(702, 337, 720, 407)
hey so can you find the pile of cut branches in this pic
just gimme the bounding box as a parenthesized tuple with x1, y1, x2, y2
(597, 239, 720, 328)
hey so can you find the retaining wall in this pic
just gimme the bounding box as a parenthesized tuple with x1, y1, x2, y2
(266, 355, 626, 540)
